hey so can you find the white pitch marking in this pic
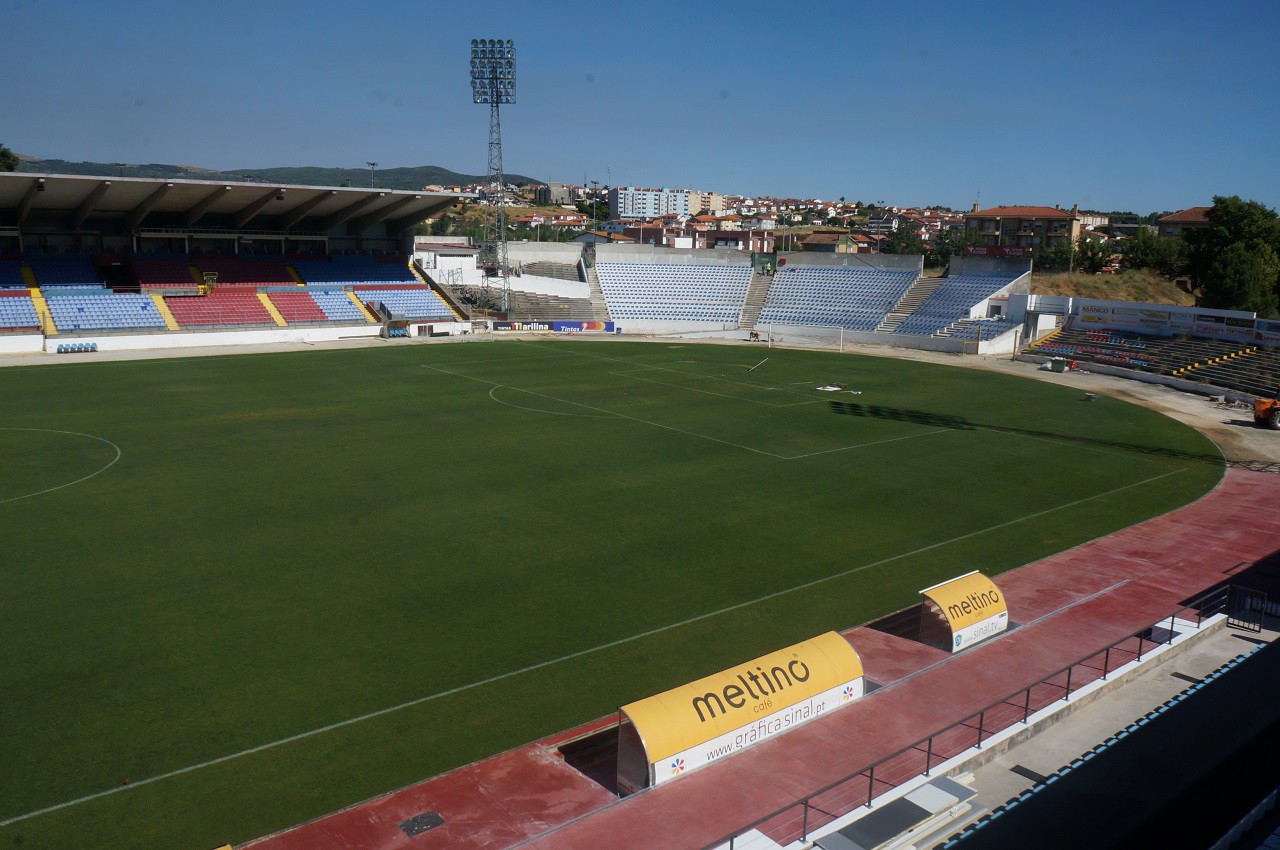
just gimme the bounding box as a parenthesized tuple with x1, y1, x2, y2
(487, 386, 616, 419)
(0, 467, 1185, 829)
(0, 428, 122, 505)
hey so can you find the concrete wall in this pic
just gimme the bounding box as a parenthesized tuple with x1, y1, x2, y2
(506, 242, 584, 265)
(595, 245, 751, 266)
(948, 255, 1033, 277)
(758, 322, 1021, 355)
(0, 333, 45, 354)
(776, 252, 924, 273)
(40, 324, 380, 354)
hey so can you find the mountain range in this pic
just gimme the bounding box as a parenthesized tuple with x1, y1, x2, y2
(14, 155, 544, 190)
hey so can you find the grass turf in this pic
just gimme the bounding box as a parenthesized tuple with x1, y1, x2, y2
(0, 339, 1223, 849)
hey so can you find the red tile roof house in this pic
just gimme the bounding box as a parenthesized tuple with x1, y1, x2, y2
(1156, 206, 1211, 237)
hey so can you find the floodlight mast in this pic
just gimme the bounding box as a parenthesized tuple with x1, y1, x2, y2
(470, 38, 516, 315)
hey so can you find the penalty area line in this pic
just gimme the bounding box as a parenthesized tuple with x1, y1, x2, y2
(0, 466, 1182, 829)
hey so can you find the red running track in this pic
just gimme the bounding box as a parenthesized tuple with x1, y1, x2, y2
(245, 469, 1280, 850)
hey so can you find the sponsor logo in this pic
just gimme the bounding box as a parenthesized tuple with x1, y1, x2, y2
(670, 758, 685, 775)
(945, 588, 1001, 623)
(842, 685, 856, 701)
(691, 659, 811, 722)
(955, 634, 964, 648)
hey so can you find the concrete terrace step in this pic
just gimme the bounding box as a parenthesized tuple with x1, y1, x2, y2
(876, 276, 942, 333)
(739, 270, 775, 329)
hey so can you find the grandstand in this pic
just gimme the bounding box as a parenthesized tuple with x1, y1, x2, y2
(45, 291, 167, 331)
(130, 256, 200, 291)
(1026, 327, 1255, 376)
(354, 285, 455, 320)
(164, 290, 275, 327)
(595, 262, 752, 323)
(1176, 346, 1280, 397)
(27, 254, 102, 288)
(892, 274, 1023, 336)
(757, 266, 918, 332)
(0, 258, 26, 289)
(0, 291, 40, 330)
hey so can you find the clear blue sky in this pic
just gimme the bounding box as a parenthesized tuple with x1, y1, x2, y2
(4, 0, 1277, 213)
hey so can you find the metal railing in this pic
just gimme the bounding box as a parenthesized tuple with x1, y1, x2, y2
(705, 585, 1234, 850)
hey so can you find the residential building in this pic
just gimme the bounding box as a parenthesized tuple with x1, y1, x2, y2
(573, 230, 636, 245)
(867, 213, 900, 235)
(1157, 206, 1211, 238)
(964, 204, 1082, 250)
(689, 191, 725, 215)
(800, 231, 856, 253)
(1078, 212, 1110, 228)
(608, 187, 692, 220)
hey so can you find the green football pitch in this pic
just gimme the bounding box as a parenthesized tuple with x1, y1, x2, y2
(0, 339, 1222, 849)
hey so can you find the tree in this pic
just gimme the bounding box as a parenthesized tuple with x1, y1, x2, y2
(1200, 242, 1279, 317)
(1121, 228, 1186, 277)
(0, 143, 17, 172)
(1035, 241, 1074, 273)
(1184, 195, 1280, 312)
(927, 227, 983, 268)
(880, 226, 924, 256)
(1076, 235, 1110, 274)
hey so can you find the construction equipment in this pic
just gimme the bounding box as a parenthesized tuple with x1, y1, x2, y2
(1254, 395, 1280, 430)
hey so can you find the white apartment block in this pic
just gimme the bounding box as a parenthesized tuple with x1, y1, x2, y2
(608, 187, 692, 220)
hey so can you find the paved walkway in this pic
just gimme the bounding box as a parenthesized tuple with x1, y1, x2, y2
(244, 468, 1280, 850)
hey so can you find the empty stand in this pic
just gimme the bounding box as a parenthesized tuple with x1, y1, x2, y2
(1025, 327, 1254, 376)
(0, 291, 39, 330)
(192, 254, 294, 287)
(758, 266, 918, 332)
(310, 291, 370, 322)
(292, 256, 416, 285)
(1176, 346, 1280, 397)
(0, 259, 27, 290)
(131, 256, 198, 291)
(355, 286, 454, 319)
(164, 292, 275, 327)
(45, 292, 168, 332)
(892, 274, 1019, 336)
(27, 255, 102, 289)
(596, 263, 751, 323)
(266, 291, 328, 324)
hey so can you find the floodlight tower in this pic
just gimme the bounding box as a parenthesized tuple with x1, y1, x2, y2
(470, 38, 516, 314)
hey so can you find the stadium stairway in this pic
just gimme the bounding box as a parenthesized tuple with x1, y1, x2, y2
(20, 265, 38, 288)
(738, 269, 774, 329)
(286, 265, 307, 286)
(188, 263, 203, 286)
(257, 293, 288, 327)
(584, 265, 612, 321)
(27, 286, 56, 335)
(344, 290, 378, 322)
(876, 276, 942, 333)
(149, 293, 181, 330)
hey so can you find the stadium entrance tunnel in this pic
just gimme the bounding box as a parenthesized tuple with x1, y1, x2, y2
(557, 723, 621, 794)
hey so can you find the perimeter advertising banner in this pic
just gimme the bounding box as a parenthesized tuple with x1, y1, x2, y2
(492, 321, 553, 332)
(553, 321, 615, 333)
(920, 571, 1009, 653)
(616, 632, 864, 793)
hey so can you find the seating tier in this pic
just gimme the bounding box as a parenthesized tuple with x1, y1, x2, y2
(46, 292, 167, 331)
(267, 291, 328, 323)
(355, 287, 453, 319)
(596, 263, 751, 322)
(164, 292, 274, 327)
(0, 293, 39, 330)
(893, 274, 1019, 336)
(758, 267, 917, 331)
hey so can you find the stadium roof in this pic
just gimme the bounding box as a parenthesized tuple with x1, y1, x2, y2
(0, 172, 471, 234)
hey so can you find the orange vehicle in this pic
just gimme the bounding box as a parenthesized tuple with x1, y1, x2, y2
(1255, 396, 1280, 429)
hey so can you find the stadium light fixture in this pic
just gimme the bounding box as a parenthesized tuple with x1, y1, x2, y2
(470, 38, 516, 105)
(470, 38, 516, 314)
(367, 161, 379, 189)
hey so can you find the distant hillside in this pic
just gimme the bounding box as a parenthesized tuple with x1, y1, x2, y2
(15, 157, 543, 190)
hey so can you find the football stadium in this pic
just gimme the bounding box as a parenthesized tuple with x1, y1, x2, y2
(3, 165, 1280, 850)
(6, 13, 1280, 850)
